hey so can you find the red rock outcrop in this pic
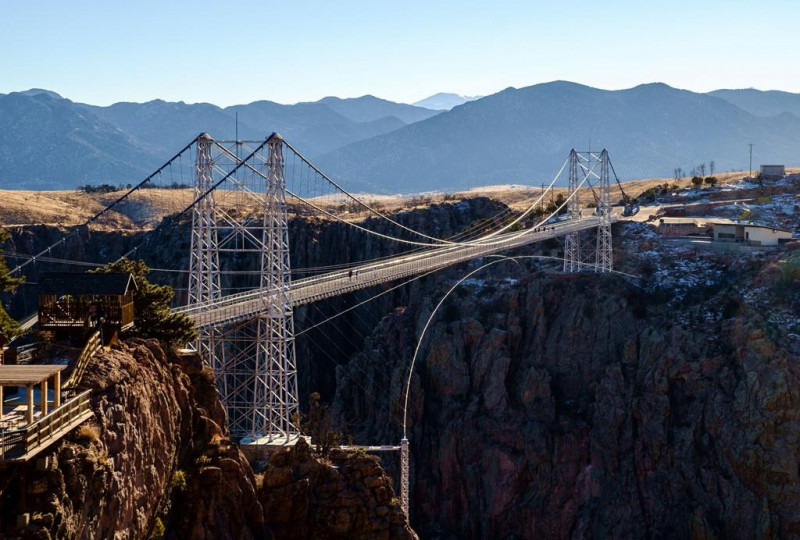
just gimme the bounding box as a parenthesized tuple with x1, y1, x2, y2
(259, 440, 417, 540)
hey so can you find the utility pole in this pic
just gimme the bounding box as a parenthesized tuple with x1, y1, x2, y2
(541, 182, 545, 213)
(748, 143, 753, 178)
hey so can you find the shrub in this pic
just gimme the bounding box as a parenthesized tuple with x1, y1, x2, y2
(301, 392, 341, 458)
(76, 423, 101, 444)
(171, 470, 187, 493)
(149, 517, 165, 540)
(0, 229, 24, 337)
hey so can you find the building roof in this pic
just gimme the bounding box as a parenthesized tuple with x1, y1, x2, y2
(38, 272, 137, 296)
(0, 365, 67, 385)
(710, 222, 792, 234)
(657, 217, 707, 226)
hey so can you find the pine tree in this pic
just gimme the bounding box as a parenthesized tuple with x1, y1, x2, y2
(0, 230, 24, 337)
(91, 258, 196, 348)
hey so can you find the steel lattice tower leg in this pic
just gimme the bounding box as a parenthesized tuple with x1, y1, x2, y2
(248, 133, 299, 440)
(595, 150, 613, 272)
(187, 134, 226, 394)
(563, 150, 583, 272)
(400, 437, 410, 516)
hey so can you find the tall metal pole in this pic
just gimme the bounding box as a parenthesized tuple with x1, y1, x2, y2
(250, 132, 299, 439)
(187, 134, 226, 385)
(595, 150, 613, 272)
(400, 437, 410, 516)
(563, 150, 582, 272)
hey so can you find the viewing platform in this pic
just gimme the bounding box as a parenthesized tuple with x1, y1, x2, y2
(0, 365, 93, 462)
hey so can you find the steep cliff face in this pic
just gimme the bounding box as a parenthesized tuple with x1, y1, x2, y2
(0, 339, 265, 539)
(0, 338, 417, 539)
(333, 248, 800, 538)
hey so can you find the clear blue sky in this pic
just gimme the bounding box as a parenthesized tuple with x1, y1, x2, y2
(2, 0, 798, 106)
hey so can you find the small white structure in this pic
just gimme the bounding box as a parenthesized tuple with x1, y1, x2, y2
(656, 217, 710, 237)
(712, 222, 792, 246)
(760, 165, 785, 180)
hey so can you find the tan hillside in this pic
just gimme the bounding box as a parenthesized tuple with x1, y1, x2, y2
(1, 168, 797, 228)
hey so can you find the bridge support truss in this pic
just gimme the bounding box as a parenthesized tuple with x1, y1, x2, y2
(251, 134, 299, 439)
(187, 133, 299, 442)
(400, 437, 410, 516)
(188, 134, 227, 395)
(563, 149, 613, 273)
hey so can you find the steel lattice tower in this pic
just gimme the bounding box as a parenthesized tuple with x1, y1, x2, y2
(400, 437, 410, 516)
(187, 134, 227, 393)
(595, 150, 613, 272)
(563, 149, 613, 273)
(563, 150, 583, 272)
(187, 132, 299, 441)
(251, 133, 299, 439)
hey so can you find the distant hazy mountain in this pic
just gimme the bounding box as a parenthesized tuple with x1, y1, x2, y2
(708, 88, 800, 118)
(86, 96, 421, 158)
(316, 95, 440, 124)
(0, 92, 433, 189)
(4, 83, 800, 193)
(0, 92, 158, 190)
(18, 88, 65, 100)
(412, 93, 483, 111)
(317, 81, 800, 194)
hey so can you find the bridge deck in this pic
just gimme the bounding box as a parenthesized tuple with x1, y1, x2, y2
(178, 216, 610, 328)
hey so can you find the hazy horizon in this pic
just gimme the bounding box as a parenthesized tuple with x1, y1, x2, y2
(2, 1, 798, 107)
(6, 81, 799, 110)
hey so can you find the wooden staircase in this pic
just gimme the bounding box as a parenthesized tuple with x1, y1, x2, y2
(63, 330, 101, 392)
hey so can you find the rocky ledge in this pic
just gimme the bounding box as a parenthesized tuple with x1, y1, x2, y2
(0, 339, 415, 539)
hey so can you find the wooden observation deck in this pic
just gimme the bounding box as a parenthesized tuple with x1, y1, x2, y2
(0, 365, 93, 462)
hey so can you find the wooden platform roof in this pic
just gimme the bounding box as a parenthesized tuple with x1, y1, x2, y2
(39, 272, 137, 296)
(0, 365, 67, 385)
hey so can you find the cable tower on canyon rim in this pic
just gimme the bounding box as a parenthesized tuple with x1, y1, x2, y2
(187, 132, 299, 442)
(563, 149, 613, 273)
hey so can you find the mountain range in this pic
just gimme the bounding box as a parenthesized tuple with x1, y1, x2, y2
(1, 83, 798, 192)
(412, 93, 482, 110)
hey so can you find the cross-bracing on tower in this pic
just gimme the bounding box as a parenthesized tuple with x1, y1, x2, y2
(186, 133, 300, 442)
(563, 149, 614, 273)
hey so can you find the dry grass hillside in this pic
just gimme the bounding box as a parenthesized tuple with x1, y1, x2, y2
(1, 168, 797, 229)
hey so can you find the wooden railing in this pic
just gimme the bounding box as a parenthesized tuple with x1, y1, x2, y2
(64, 330, 101, 391)
(15, 344, 37, 365)
(0, 390, 93, 461)
(39, 302, 126, 328)
(0, 424, 25, 459)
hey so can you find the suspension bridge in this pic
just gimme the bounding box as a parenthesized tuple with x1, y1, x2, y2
(5, 131, 621, 511)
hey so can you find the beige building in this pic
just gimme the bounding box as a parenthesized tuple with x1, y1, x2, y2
(760, 165, 785, 180)
(712, 222, 792, 246)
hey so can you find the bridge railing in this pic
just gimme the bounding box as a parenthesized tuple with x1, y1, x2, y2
(15, 344, 37, 365)
(0, 390, 93, 461)
(64, 330, 101, 391)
